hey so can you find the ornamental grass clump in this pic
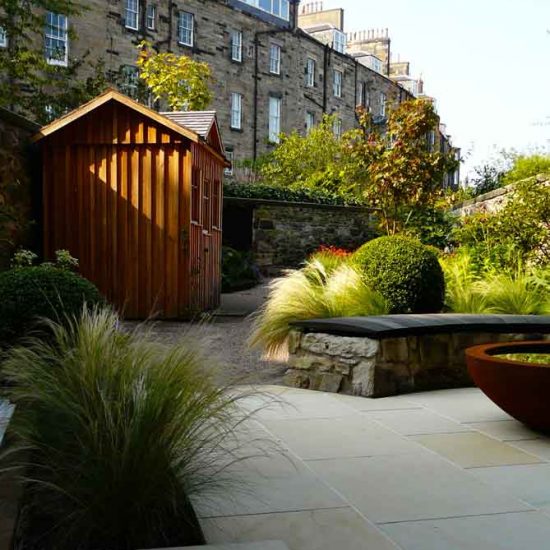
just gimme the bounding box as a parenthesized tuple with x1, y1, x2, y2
(249, 260, 388, 356)
(2, 307, 249, 550)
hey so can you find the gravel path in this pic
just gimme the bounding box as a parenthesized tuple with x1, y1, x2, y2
(127, 282, 288, 386)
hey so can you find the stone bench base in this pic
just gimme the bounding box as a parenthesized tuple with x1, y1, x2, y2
(285, 331, 547, 397)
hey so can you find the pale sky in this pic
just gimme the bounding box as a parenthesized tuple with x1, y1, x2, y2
(328, 0, 550, 181)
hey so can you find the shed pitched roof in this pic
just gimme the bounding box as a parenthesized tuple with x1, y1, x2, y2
(31, 89, 228, 164)
(162, 110, 224, 155)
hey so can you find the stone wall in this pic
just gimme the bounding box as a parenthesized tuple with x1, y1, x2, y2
(286, 330, 545, 397)
(0, 108, 40, 269)
(234, 199, 377, 272)
(452, 185, 514, 217)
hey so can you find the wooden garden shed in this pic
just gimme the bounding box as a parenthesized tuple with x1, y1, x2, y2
(32, 89, 228, 319)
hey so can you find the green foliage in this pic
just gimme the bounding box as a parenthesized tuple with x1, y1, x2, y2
(223, 181, 362, 206)
(137, 41, 213, 111)
(306, 245, 352, 275)
(249, 261, 388, 356)
(453, 177, 550, 270)
(259, 115, 352, 197)
(54, 249, 79, 271)
(344, 99, 460, 234)
(401, 205, 456, 249)
(222, 247, 259, 293)
(0, 0, 108, 123)
(469, 164, 506, 197)
(353, 236, 445, 313)
(440, 252, 550, 314)
(1, 307, 250, 549)
(0, 265, 103, 346)
(11, 248, 37, 268)
(503, 154, 550, 185)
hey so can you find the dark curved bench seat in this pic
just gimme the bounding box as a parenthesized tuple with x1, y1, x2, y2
(292, 314, 550, 340)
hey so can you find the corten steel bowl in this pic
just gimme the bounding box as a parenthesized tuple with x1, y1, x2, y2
(466, 341, 550, 433)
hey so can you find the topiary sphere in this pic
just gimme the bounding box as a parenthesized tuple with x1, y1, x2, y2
(353, 236, 445, 314)
(0, 266, 104, 346)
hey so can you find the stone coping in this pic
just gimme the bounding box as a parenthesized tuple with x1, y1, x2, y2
(292, 314, 550, 340)
(223, 195, 376, 213)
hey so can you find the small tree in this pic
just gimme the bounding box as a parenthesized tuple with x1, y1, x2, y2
(344, 99, 459, 234)
(0, 0, 108, 123)
(137, 41, 213, 111)
(259, 114, 352, 197)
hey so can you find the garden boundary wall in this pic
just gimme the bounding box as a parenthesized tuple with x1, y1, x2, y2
(223, 197, 378, 274)
(0, 108, 40, 269)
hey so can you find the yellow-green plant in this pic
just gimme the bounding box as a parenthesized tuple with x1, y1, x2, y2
(1, 307, 253, 549)
(249, 261, 388, 356)
(137, 41, 213, 111)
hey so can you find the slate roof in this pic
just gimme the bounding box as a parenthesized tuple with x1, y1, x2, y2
(162, 111, 217, 140)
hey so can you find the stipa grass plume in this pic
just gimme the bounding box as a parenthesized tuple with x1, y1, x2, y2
(249, 262, 388, 356)
(1, 307, 256, 550)
(478, 270, 550, 315)
(439, 253, 492, 313)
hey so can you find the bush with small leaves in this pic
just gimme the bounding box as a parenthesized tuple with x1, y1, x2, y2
(353, 236, 445, 313)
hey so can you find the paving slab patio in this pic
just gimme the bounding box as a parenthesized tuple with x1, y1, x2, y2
(195, 387, 550, 550)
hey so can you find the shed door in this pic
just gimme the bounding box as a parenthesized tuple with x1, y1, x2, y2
(190, 168, 221, 312)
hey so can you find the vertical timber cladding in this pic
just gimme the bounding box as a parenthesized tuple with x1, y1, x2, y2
(38, 93, 225, 319)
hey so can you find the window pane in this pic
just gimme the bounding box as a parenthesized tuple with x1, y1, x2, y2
(269, 44, 281, 74)
(45, 12, 68, 65)
(231, 30, 242, 62)
(231, 93, 242, 129)
(179, 12, 194, 46)
(125, 0, 139, 30)
(146, 5, 155, 29)
(269, 96, 281, 143)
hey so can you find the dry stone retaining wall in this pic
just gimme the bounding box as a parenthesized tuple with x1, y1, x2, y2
(286, 330, 545, 397)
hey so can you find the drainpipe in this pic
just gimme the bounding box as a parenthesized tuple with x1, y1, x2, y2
(386, 38, 391, 76)
(323, 43, 329, 113)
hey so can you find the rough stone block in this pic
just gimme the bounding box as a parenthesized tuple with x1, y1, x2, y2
(301, 333, 379, 359)
(350, 359, 376, 397)
(283, 370, 310, 389)
(288, 354, 334, 371)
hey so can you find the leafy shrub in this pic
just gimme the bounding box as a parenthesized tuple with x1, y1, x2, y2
(249, 260, 388, 356)
(0, 265, 103, 346)
(453, 177, 550, 270)
(353, 236, 445, 313)
(402, 205, 456, 249)
(224, 181, 362, 206)
(2, 308, 249, 550)
(222, 246, 260, 293)
(503, 154, 550, 185)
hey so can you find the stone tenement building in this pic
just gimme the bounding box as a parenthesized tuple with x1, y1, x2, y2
(20, 0, 459, 185)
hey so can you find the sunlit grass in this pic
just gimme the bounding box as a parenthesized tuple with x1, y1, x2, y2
(249, 261, 388, 356)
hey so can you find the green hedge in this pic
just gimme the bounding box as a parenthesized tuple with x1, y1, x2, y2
(223, 181, 363, 206)
(0, 266, 104, 346)
(353, 236, 445, 314)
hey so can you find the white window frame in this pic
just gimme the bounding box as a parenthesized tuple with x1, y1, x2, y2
(333, 69, 342, 98)
(230, 92, 242, 130)
(0, 27, 7, 48)
(45, 12, 68, 67)
(333, 30, 346, 53)
(268, 96, 281, 143)
(333, 117, 342, 139)
(305, 111, 315, 134)
(380, 92, 387, 117)
(146, 4, 156, 30)
(224, 149, 234, 176)
(306, 58, 315, 87)
(269, 44, 281, 75)
(178, 11, 194, 47)
(241, 0, 289, 21)
(125, 0, 139, 30)
(231, 30, 242, 62)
